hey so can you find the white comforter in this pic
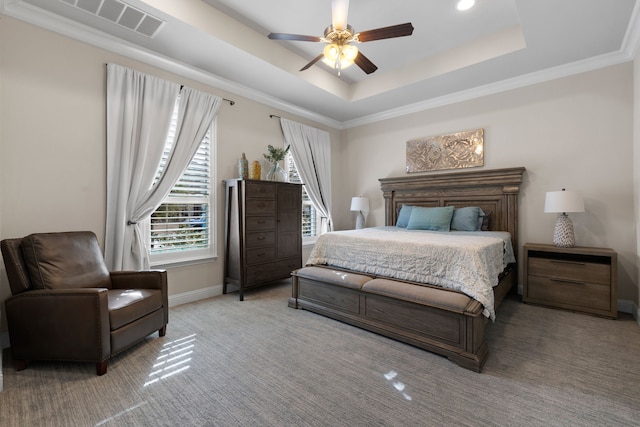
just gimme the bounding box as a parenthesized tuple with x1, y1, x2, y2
(307, 226, 514, 320)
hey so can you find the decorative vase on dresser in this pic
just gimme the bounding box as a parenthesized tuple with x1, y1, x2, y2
(224, 179, 302, 300)
(266, 162, 287, 182)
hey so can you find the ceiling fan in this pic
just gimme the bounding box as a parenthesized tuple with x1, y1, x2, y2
(267, 0, 414, 76)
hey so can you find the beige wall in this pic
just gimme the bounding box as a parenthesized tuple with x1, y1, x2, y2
(340, 64, 638, 303)
(0, 17, 341, 318)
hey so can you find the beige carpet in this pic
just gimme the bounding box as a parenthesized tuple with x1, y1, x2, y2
(1, 281, 639, 426)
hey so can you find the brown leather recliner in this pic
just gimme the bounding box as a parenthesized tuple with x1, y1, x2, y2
(1, 231, 168, 376)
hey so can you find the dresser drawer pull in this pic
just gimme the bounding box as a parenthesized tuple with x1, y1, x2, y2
(256, 237, 266, 241)
(550, 260, 585, 266)
(550, 278, 586, 285)
(257, 220, 266, 224)
(257, 252, 266, 257)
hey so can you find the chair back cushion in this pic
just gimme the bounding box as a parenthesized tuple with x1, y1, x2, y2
(21, 231, 112, 290)
(1, 238, 34, 294)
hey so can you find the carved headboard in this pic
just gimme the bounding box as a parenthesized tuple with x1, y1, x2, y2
(379, 167, 525, 257)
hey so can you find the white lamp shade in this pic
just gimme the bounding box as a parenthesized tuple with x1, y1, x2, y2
(544, 190, 584, 213)
(350, 196, 369, 212)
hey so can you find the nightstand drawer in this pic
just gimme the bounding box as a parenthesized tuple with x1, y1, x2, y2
(528, 257, 610, 285)
(523, 243, 617, 319)
(526, 276, 612, 312)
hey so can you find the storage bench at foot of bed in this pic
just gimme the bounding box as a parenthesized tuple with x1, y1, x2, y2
(290, 266, 489, 372)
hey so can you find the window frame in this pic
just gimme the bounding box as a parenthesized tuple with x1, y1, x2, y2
(149, 119, 217, 267)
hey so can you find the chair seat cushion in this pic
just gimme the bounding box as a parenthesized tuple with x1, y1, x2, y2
(108, 289, 163, 331)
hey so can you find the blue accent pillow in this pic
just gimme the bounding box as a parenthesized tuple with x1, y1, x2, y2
(451, 207, 482, 231)
(476, 208, 487, 230)
(396, 205, 413, 228)
(406, 206, 455, 231)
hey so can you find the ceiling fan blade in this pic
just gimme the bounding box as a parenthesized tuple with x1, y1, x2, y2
(357, 23, 414, 43)
(354, 51, 378, 74)
(331, 0, 349, 30)
(300, 53, 325, 71)
(268, 33, 322, 42)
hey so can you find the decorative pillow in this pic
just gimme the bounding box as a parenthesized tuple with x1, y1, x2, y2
(406, 206, 455, 231)
(480, 211, 492, 231)
(476, 209, 485, 230)
(396, 204, 413, 228)
(451, 207, 482, 231)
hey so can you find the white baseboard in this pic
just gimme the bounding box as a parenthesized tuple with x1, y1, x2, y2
(168, 284, 223, 307)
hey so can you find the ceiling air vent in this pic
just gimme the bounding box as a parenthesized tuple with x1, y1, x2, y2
(60, 0, 165, 38)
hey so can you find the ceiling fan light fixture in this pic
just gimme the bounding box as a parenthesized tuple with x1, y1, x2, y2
(269, 3, 413, 75)
(457, 0, 476, 11)
(322, 43, 358, 69)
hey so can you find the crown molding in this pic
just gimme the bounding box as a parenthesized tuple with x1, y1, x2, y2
(342, 48, 633, 129)
(622, 0, 640, 58)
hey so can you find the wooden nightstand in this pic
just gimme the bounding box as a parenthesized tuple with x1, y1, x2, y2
(523, 243, 617, 319)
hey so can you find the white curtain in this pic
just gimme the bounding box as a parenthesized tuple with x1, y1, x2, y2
(105, 64, 222, 270)
(280, 118, 334, 233)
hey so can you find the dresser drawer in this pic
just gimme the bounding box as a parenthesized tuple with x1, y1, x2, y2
(245, 181, 276, 199)
(276, 257, 302, 277)
(245, 199, 276, 215)
(246, 246, 275, 265)
(245, 216, 276, 232)
(526, 275, 612, 312)
(245, 232, 276, 248)
(246, 264, 280, 285)
(528, 257, 610, 285)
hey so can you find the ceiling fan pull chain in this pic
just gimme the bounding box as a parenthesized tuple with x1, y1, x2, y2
(335, 46, 343, 76)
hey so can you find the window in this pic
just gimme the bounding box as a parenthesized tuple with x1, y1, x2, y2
(149, 98, 216, 265)
(286, 153, 321, 242)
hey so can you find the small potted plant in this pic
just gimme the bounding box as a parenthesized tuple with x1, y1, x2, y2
(263, 144, 289, 182)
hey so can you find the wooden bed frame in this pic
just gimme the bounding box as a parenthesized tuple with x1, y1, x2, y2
(290, 167, 525, 371)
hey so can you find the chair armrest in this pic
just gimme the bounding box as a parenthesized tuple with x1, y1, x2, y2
(5, 288, 111, 361)
(110, 270, 167, 291)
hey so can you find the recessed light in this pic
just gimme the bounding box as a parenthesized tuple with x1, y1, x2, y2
(457, 0, 476, 11)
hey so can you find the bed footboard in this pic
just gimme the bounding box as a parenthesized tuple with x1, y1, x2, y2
(290, 266, 493, 372)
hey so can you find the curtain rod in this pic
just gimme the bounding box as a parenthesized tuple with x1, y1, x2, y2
(269, 114, 281, 119)
(178, 85, 234, 105)
(105, 66, 235, 105)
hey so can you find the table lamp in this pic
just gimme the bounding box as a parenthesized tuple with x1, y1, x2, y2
(350, 196, 369, 229)
(544, 189, 584, 247)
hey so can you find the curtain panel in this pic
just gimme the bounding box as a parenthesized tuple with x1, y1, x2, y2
(105, 64, 221, 270)
(279, 118, 334, 233)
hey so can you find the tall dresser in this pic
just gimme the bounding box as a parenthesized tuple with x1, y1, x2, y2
(224, 179, 302, 300)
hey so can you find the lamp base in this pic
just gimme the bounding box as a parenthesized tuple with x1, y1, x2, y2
(355, 211, 365, 229)
(553, 214, 575, 247)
